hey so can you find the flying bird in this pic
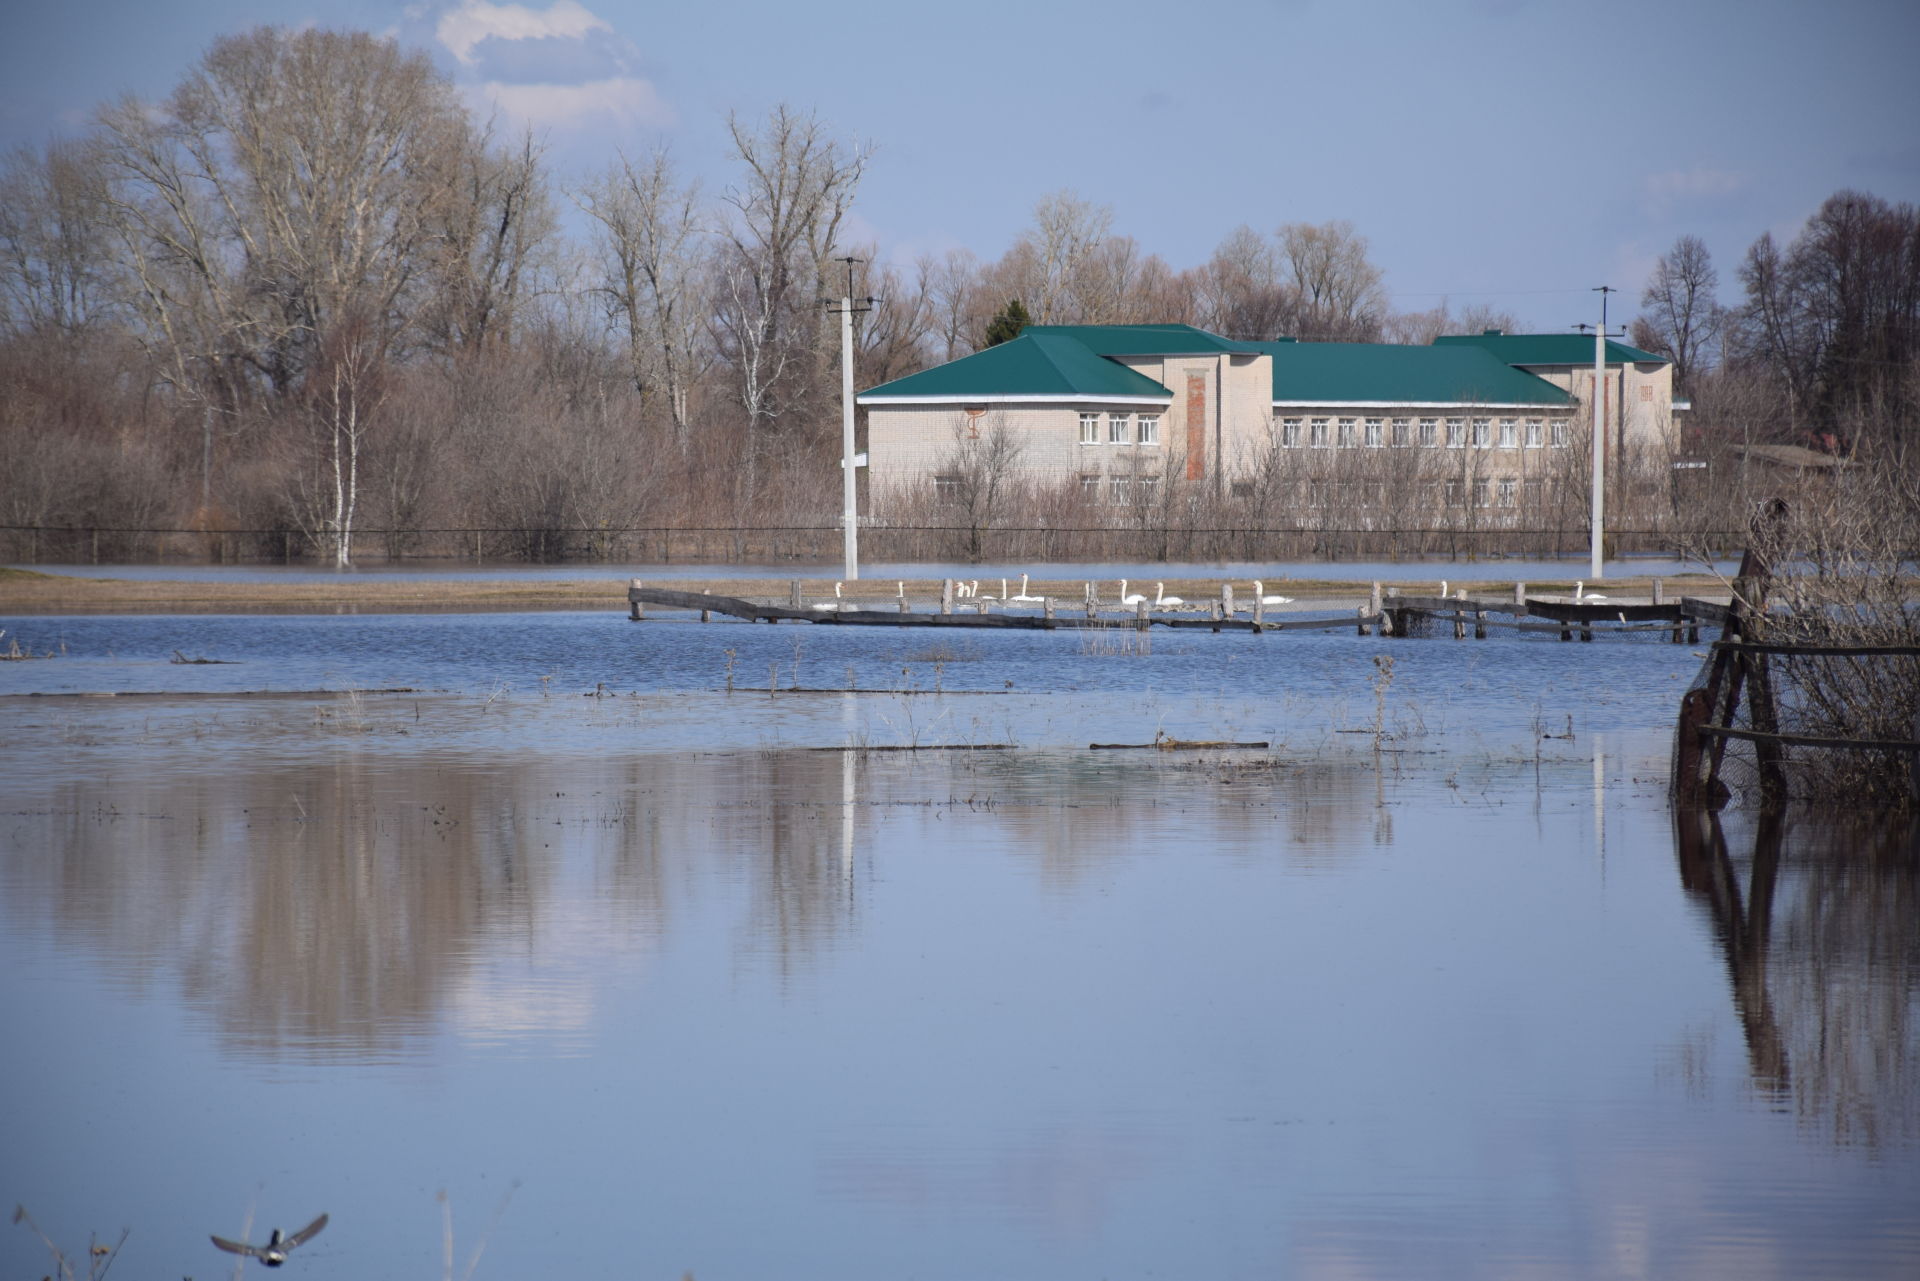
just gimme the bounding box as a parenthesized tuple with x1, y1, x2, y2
(211, 1213, 328, 1267)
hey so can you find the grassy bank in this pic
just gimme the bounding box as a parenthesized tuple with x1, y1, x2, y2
(0, 566, 1729, 616)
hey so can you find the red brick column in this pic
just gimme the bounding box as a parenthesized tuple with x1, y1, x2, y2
(1185, 373, 1206, 481)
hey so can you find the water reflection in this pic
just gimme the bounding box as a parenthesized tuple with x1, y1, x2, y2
(1675, 806, 1920, 1147)
(2, 749, 1407, 1064)
(6, 743, 1918, 1279)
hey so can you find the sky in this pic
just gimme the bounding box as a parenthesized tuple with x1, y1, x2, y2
(4, 0, 1918, 333)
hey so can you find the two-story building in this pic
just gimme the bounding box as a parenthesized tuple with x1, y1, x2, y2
(857, 324, 1677, 516)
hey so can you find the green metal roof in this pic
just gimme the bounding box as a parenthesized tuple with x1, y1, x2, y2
(1249, 341, 1572, 406)
(857, 331, 1172, 403)
(1434, 331, 1667, 366)
(1021, 323, 1257, 356)
(859, 325, 1574, 407)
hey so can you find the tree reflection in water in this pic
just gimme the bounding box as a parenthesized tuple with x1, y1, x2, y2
(1675, 805, 1920, 1148)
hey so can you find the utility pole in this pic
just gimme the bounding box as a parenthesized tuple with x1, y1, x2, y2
(824, 257, 876, 580)
(1584, 287, 1620, 581)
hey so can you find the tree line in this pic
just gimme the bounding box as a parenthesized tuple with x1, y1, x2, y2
(1, 25, 1913, 563)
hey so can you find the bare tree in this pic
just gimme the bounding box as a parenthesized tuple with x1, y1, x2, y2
(308, 311, 386, 566)
(1633, 234, 1724, 395)
(1278, 219, 1386, 341)
(575, 146, 710, 442)
(922, 247, 982, 359)
(713, 103, 871, 446)
(0, 138, 117, 339)
(418, 125, 555, 357)
(1382, 299, 1519, 346)
(1193, 224, 1287, 339)
(937, 414, 1026, 561)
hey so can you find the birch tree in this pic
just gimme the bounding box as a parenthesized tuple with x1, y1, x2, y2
(713, 104, 870, 445)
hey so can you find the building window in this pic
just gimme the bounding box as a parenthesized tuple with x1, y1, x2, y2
(1365, 417, 1384, 447)
(1446, 418, 1466, 448)
(1391, 418, 1412, 447)
(1137, 414, 1159, 445)
(1551, 420, 1569, 448)
(1309, 418, 1330, 448)
(1079, 413, 1100, 445)
(1281, 417, 1303, 447)
(1109, 476, 1131, 505)
(1230, 479, 1253, 499)
(1337, 418, 1358, 448)
(1471, 418, 1491, 448)
(1419, 418, 1439, 448)
(1307, 479, 1326, 508)
(1473, 478, 1491, 508)
(1524, 419, 1543, 447)
(1109, 412, 1130, 444)
(934, 475, 960, 504)
(1498, 419, 1517, 448)
(1444, 479, 1462, 506)
(1138, 476, 1160, 503)
(1080, 474, 1100, 498)
(1497, 478, 1518, 507)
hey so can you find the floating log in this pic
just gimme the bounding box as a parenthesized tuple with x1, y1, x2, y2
(1090, 739, 1271, 751)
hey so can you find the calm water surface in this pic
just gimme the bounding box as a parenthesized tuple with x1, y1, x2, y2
(1, 611, 1914, 1280)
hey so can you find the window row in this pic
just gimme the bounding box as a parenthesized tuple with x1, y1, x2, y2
(933, 473, 1163, 506)
(1290, 477, 1555, 509)
(1080, 474, 1160, 505)
(1079, 412, 1160, 446)
(1276, 416, 1569, 449)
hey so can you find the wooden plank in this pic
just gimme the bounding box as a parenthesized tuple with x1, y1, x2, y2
(1710, 639, 1920, 657)
(1523, 598, 1683, 622)
(1696, 723, 1920, 754)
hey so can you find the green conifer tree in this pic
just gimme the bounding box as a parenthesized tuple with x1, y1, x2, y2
(983, 299, 1031, 347)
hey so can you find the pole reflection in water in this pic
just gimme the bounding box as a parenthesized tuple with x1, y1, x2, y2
(1674, 804, 1920, 1145)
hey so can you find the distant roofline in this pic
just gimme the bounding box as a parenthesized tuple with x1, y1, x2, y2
(855, 392, 1174, 406)
(1271, 400, 1575, 411)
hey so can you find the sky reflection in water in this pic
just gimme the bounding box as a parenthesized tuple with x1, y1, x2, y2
(0, 612, 1914, 1280)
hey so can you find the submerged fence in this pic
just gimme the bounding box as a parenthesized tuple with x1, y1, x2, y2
(1, 521, 1743, 566)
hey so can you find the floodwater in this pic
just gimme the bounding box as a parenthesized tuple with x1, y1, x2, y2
(1, 610, 1915, 1280)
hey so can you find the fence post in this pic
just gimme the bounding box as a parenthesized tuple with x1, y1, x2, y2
(790, 580, 803, 611)
(941, 579, 954, 614)
(628, 579, 644, 621)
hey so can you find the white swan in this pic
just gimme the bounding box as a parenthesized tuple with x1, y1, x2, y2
(1252, 580, 1294, 606)
(810, 582, 845, 610)
(1009, 573, 1043, 603)
(1154, 582, 1184, 609)
(1119, 579, 1147, 606)
(1574, 580, 1609, 603)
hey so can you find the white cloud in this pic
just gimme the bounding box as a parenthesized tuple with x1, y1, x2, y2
(473, 76, 674, 130)
(436, 0, 613, 66)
